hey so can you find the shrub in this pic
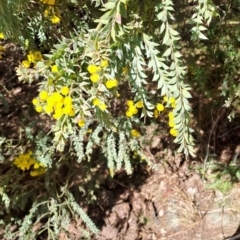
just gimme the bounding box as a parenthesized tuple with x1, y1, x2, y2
(0, 0, 221, 238)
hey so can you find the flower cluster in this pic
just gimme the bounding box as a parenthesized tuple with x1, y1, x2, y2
(0, 32, 4, 39)
(51, 64, 58, 73)
(125, 100, 143, 117)
(44, 8, 61, 24)
(22, 50, 43, 68)
(168, 112, 178, 137)
(92, 98, 107, 111)
(13, 151, 46, 177)
(40, 0, 61, 24)
(32, 87, 75, 120)
(87, 61, 107, 84)
(77, 119, 85, 127)
(154, 103, 165, 118)
(163, 96, 176, 108)
(153, 96, 178, 137)
(105, 79, 118, 89)
(87, 60, 118, 89)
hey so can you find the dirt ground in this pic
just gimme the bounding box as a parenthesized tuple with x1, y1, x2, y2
(1, 41, 240, 240)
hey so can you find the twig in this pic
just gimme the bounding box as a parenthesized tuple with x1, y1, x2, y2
(217, 125, 240, 139)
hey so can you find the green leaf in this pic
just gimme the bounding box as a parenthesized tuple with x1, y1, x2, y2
(182, 89, 192, 98)
(163, 47, 172, 57)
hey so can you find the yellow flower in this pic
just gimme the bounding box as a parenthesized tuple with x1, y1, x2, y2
(63, 96, 72, 106)
(0, 32, 4, 39)
(163, 96, 168, 102)
(128, 105, 138, 115)
(54, 94, 63, 103)
(126, 100, 134, 107)
(33, 162, 45, 169)
(39, 90, 48, 101)
(170, 128, 178, 137)
(27, 51, 35, 63)
(32, 98, 39, 106)
(51, 65, 58, 73)
(168, 121, 175, 128)
(55, 101, 64, 109)
(126, 110, 133, 117)
(35, 105, 43, 113)
(92, 98, 100, 106)
(44, 104, 54, 114)
(154, 109, 159, 118)
(101, 60, 109, 68)
(53, 108, 63, 119)
(22, 60, 31, 68)
(135, 100, 144, 108)
(13, 151, 37, 171)
(168, 112, 174, 120)
(61, 86, 69, 96)
(30, 167, 46, 177)
(47, 95, 55, 106)
(90, 74, 100, 83)
(131, 129, 140, 138)
(99, 102, 107, 111)
(51, 15, 61, 24)
(156, 103, 164, 112)
(169, 97, 176, 108)
(62, 105, 74, 115)
(69, 108, 75, 116)
(105, 79, 118, 89)
(87, 64, 100, 74)
(48, 92, 63, 105)
(92, 98, 107, 111)
(126, 105, 138, 117)
(33, 51, 42, 61)
(78, 119, 85, 127)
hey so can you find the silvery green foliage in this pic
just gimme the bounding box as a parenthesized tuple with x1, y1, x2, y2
(106, 132, 118, 173)
(118, 132, 132, 174)
(15, 189, 98, 239)
(0, 0, 92, 47)
(25, 127, 55, 168)
(19, 204, 37, 240)
(70, 117, 146, 175)
(68, 192, 99, 235)
(190, 0, 217, 40)
(103, 131, 133, 175)
(86, 125, 103, 160)
(72, 128, 86, 163)
(15, 2, 218, 159)
(96, 0, 215, 156)
(102, 118, 147, 175)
